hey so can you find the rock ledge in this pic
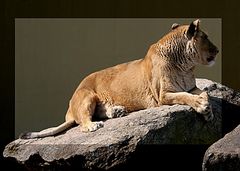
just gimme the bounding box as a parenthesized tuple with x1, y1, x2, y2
(3, 79, 230, 170)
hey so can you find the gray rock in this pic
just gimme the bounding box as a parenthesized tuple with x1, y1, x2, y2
(202, 124, 240, 171)
(3, 78, 234, 170)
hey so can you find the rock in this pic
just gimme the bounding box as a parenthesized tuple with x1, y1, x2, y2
(199, 78, 240, 135)
(202, 124, 240, 171)
(3, 78, 238, 170)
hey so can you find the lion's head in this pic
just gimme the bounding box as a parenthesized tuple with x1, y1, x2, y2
(184, 19, 219, 66)
(156, 19, 219, 70)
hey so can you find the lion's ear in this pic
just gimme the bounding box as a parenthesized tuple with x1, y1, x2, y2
(171, 23, 180, 30)
(187, 19, 200, 39)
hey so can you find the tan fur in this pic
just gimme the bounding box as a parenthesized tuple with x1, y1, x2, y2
(20, 19, 219, 139)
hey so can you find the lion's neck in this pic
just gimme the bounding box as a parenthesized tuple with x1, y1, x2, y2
(144, 46, 196, 92)
(154, 40, 196, 72)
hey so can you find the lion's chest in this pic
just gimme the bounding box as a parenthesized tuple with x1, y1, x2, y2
(170, 72, 196, 92)
(161, 71, 196, 92)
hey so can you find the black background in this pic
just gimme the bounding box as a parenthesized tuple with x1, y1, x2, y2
(1, 0, 240, 170)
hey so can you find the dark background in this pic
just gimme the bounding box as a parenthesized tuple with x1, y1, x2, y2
(1, 0, 240, 171)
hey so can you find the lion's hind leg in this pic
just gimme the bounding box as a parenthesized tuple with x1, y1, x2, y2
(70, 88, 104, 132)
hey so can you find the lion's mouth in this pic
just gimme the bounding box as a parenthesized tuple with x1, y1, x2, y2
(207, 56, 215, 62)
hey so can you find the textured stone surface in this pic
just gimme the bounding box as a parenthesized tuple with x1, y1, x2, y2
(202, 124, 240, 171)
(3, 78, 234, 170)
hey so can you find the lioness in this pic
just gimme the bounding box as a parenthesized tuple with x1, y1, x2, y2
(20, 19, 219, 139)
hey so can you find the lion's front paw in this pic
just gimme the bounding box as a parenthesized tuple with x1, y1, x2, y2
(194, 92, 210, 113)
(81, 121, 104, 132)
(193, 92, 214, 121)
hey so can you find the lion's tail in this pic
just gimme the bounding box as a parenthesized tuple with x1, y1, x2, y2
(19, 120, 76, 139)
